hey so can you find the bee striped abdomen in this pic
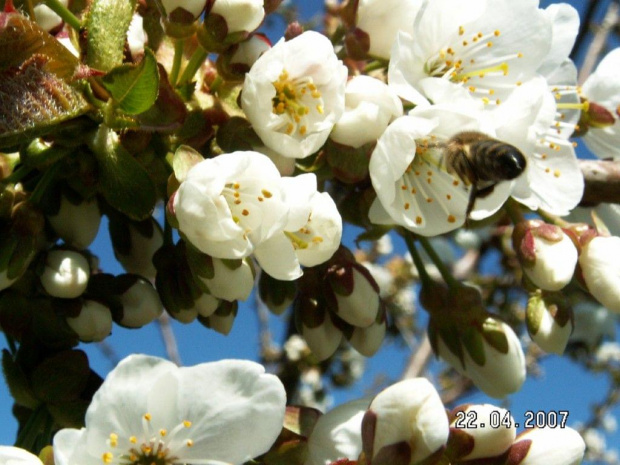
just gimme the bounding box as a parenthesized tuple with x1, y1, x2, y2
(470, 139, 527, 183)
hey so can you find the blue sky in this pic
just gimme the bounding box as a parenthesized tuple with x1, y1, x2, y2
(2, 0, 620, 460)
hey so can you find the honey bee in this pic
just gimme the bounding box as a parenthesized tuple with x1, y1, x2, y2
(440, 131, 527, 218)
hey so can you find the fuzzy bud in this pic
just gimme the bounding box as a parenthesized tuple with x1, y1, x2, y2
(579, 235, 620, 313)
(117, 276, 163, 328)
(47, 194, 101, 250)
(506, 427, 585, 465)
(513, 221, 577, 291)
(362, 378, 449, 464)
(40, 250, 90, 299)
(345, 304, 386, 357)
(526, 291, 573, 354)
(112, 217, 163, 281)
(67, 300, 113, 342)
(258, 271, 297, 315)
(198, 300, 238, 335)
(295, 292, 342, 362)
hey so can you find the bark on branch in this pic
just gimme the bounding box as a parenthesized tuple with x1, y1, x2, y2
(580, 159, 620, 207)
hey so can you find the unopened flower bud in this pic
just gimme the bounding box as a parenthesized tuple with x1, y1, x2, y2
(208, 0, 264, 34)
(579, 235, 620, 313)
(449, 404, 515, 461)
(325, 249, 382, 328)
(362, 378, 449, 464)
(67, 300, 113, 342)
(48, 194, 101, 250)
(198, 300, 238, 335)
(506, 427, 585, 465)
(127, 13, 147, 60)
(112, 216, 163, 281)
(40, 250, 90, 299)
(330, 76, 403, 149)
(526, 291, 573, 354)
(295, 293, 342, 361)
(117, 276, 163, 328)
(258, 271, 297, 315)
(433, 314, 526, 398)
(203, 257, 255, 302)
(355, 0, 421, 59)
(194, 291, 220, 318)
(513, 221, 577, 291)
(161, 0, 206, 23)
(346, 305, 386, 357)
(217, 34, 270, 80)
(33, 0, 68, 32)
(569, 301, 615, 351)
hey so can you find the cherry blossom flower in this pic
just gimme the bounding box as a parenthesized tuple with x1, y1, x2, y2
(161, 0, 207, 21)
(581, 48, 620, 159)
(355, 0, 421, 59)
(526, 291, 573, 355)
(507, 427, 585, 465)
(173, 151, 289, 261)
(33, 0, 68, 31)
(242, 31, 347, 159)
(53, 355, 287, 465)
(0, 447, 43, 465)
(388, 0, 551, 107)
(330, 75, 403, 148)
(369, 104, 509, 236)
(207, 0, 265, 34)
(579, 235, 620, 313)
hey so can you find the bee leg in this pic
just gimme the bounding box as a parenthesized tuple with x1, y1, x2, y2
(465, 184, 497, 226)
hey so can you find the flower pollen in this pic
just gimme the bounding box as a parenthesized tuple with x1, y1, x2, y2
(272, 69, 325, 136)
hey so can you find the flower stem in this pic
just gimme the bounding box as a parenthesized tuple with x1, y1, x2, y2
(505, 198, 526, 225)
(2, 165, 32, 186)
(4, 334, 16, 356)
(178, 46, 208, 86)
(25, 0, 36, 21)
(364, 59, 388, 73)
(29, 162, 62, 206)
(402, 231, 433, 287)
(537, 209, 571, 228)
(45, 0, 81, 30)
(15, 404, 49, 452)
(169, 39, 185, 87)
(418, 236, 460, 289)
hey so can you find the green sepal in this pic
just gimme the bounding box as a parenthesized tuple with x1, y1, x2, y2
(21, 138, 73, 169)
(438, 323, 465, 369)
(31, 350, 90, 403)
(526, 292, 544, 336)
(216, 116, 262, 152)
(102, 48, 160, 115)
(461, 325, 486, 367)
(172, 144, 203, 182)
(89, 125, 157, 220)
(84, 0, 138, 72)
(2, 349, 39, 409)
(481, 318, 509, 354)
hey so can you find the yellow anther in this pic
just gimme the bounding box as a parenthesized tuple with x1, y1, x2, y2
(459, 25, 465, 35)
(482, 97, 490, 105)
(416, 216, 423, 224)
(448, 215, 456, 223)
(102, 452, 114, 464)
(233, 182, 240, 189)
(160, 429, 167, 437)
(468, 86, 476, 92)
(242, 209, 249, 216)
(312, 237, 324, 243)
(184, 421, 192, 428)
(286, 123, 294, 135)
(186, 440, 194, 447)
(517, 52, 523, 58)
(494, 30, 500, 36)
(404, 203, 410, 210)
(144, 413, 152, 421)
(487, 41, 493, 47)
(261, 189, 273, 198)
(130, 436, 137, 444)
(554, 170, 561, 177)
(463, 40, 468, 46)
(299, 126, 307, 135)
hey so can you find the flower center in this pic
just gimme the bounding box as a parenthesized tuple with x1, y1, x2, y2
(285, 213, 325, 250)
(101, 414, 194, 465)
(424, 26, 523, 105)
(272, 69, 325, 136)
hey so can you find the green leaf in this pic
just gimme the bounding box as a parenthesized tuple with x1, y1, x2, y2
(31, 350, 90, 403)
(102, 48, 160, 115)
(0, 56, 90, 148)
(84, 0, 137, 72)
(0, 12, 80, 80)
(2, 349, 39, 409)
(89, 125, 157, 220)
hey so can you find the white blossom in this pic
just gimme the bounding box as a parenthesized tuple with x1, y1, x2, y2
(388, 0, 551, 106)
(115, 218, 163, 281)
(174, 152, 289, 261)
(40, 250, 90, 299)
(209, 0, 265, 34)
(0, 447, 43, 465)
(197, 257, 255, 302)
(53, 355, 287, 465)
(330, 76, 403, 148)
(364, 378, 449, 463)
(581, 48, 620, 159)
(230, 34, 271, 69)
(355, 0, 421, 60)
(579, 236, 620, 313)
(306, 398, 369, 465)
(127, 14, 147, 59)
(161, 0, 206, 19)
(242, 31, 347, 159)
(33, 0, 68, 31)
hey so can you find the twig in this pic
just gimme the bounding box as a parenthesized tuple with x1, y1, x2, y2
(579, 159, 620, 206)
(578, 1, 619, 84)
(401, 333, 432, 380)
(157, 312, 182, 366)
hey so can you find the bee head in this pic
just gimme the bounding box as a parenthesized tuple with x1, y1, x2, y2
(495, 146, 526, 180)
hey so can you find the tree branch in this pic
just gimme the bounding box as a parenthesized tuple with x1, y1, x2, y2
(579, 159, 620, 206)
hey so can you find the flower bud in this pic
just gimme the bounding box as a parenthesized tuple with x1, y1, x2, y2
(33, 0, 68, 32)
(193, 291, 220, 318)
(526, 291, 573, 355)
(513, 221, 577, 291)
(67, 300, 113, 342)
(198, 300, 238, 335)
(127, 13, 147, 60)
(506, 427, 585, 465)
(579, 235, 620, 313)
(295, 293, 342, 362)
(307, 398, 369, 465)
(199, 257, 255, 302)
(161, 0, 206, 23)
(112, 216, 163, 281)
(117, 276, 163, 328)
(362, 378, 449, 464)
(569, 301, 615, 351)
(330, 76, 403, 149)
(47, 194, 101, 250)
(258, 271, 297, 315)
(207, 0, 265, 35)
(448, 404, 516, 461)
(40, 250, 90, 299)
(217, 34, 271, 80)
(346, 305, 386, 357)
(355, 0, 420, 59)
(433, 315, 526, 398)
